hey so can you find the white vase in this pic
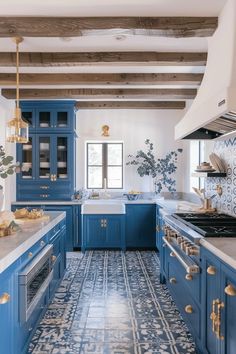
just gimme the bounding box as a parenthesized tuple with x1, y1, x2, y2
(0, 189, 4, 211)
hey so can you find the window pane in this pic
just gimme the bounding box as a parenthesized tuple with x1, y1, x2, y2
(108, 144, 122, 165)
(107, 166, 122, 188)
(88, 167, 103, 188)
(88, 144, 103, 165)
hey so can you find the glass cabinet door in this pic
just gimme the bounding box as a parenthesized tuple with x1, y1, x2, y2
(55, 111, 69, 129)
(37, 136, 53, 180)
(20, 136, 34, 179)
(36, 109, 54, 129)
(56, 136, 69, 180)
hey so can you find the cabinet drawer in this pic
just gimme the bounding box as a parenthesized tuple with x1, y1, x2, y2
(168, 260, 201, 339)
(166, 247, 200, 303)
(20, 235, 48, 268)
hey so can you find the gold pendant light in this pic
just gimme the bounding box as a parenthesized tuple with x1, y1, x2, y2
(6, 37, 29, 143)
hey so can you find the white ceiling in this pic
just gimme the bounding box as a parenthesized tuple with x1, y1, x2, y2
(0, 0, 226, 17)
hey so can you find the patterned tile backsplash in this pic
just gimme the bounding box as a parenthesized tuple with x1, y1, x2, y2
(205, 138, 236, 215)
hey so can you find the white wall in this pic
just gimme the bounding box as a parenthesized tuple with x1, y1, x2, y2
(0, 96, 16, 209)
(76, 108, 185, 193)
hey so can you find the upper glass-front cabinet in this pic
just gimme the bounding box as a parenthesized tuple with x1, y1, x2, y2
(19, 135, 35, 180)
(20, 101, 76, 133)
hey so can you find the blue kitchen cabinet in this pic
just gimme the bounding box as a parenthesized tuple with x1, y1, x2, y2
(21, 100, 76, 133)
(73, 205, 82, 248)
(201, 247, 236, 354)
(126, 204, 156, 248)
(82, 214, 126, 251)
(16, 100, 76, 201)
(11, 204, 74, 251)
(0, 260, 19, 354)
(16, 132, 75, 201)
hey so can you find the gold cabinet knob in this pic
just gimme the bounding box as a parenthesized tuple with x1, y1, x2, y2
(0, 293, 10, 304)
(207, 266, 216, 275)
(185, 305, 193, 314)
(28, 252, 33, 258)
(169, 277, 177, 284)
(185, 274, 193, 281)
(51, 255, 57, 263)
(40, 240, 45, 247)
(225, 284, 236, 297)
(170, 252, 176, 257)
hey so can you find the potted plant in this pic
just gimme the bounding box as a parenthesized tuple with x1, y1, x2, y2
(126, 139, 182, 194)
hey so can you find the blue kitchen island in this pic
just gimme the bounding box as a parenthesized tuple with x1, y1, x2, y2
(0, 211, 66, 354)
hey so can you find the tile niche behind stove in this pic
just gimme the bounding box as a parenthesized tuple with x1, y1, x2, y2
(205, 137, 236, 216)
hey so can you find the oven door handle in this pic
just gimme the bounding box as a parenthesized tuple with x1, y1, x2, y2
(162, 236, 199, 274)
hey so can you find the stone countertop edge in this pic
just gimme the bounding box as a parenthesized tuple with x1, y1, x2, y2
(200, 238, 236, 270)
(0, 211, 66, 274)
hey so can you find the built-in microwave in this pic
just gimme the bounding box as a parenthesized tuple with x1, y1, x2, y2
(19, 244, 54, 323)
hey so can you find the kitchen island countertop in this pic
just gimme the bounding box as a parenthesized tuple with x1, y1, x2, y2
(0, 211, 65, 274)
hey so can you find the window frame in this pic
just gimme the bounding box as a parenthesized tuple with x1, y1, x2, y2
(86, 142, 124, 190)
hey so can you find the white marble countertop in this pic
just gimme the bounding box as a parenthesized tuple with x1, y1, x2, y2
(200, 238, 236, 270)
(11, 198, 200, 209)
(0, 211, 65, 274)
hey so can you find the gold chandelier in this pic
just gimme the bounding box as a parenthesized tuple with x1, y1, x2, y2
(6, 37, 29, 143)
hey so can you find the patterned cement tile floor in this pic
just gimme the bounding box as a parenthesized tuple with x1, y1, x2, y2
(28, 251, 197, 354)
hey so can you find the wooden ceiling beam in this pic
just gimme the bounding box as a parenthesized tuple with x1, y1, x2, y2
(0, 52, 207, 67)
(0, 17, 217, 38)
(1, 88, 197, 100)
(75, 101, 186, 109)
(0, 73, 203, 86)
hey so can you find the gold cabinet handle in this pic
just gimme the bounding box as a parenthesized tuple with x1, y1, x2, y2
(207, 266, 216, 275)
(169, 277, 176, 284)
(40, 240, 45, 247)
(185, 274, 193, 281)
(0, 293, 10, 304)
(225, 284, 236, 297)
(40, 185, 49, 190)
(28, 252, 33, 258)
(103, 219, 107, 228)
(185, 305, 193, 314)
(51, 255, 57, 263)
(216, 300, 224, 340)
(210, 299, 224, 340)
(100, 219, 104, 228)
(210, 299, 217, 332)
(54, 174, 57, 181)
(50, 174, 54, 181)
(40, 194, 49, 198)
(170, 251, 176, 257)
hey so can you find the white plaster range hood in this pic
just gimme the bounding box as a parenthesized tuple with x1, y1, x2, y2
(175, 0, 236, 140)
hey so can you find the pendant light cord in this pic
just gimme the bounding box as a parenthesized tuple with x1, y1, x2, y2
(16, 39, 20, 109)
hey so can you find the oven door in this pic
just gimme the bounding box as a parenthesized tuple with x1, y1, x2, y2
(19, 244, 53, 323)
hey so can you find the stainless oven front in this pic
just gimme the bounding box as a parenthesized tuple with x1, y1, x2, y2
(19, 244, 53, 323)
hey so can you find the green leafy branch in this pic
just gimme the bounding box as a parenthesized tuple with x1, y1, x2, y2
(126, 139, 182, 193)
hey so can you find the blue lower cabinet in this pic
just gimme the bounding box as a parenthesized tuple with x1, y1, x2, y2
(82, 214, 125, 251)
(73, 205, 82, 248)
(0, 261, 19, 354)
(126, 204, 156, 248)
(201, 247, 236, 354)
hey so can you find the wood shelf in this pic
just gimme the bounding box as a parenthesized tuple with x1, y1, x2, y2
(191, 172, 227, 178)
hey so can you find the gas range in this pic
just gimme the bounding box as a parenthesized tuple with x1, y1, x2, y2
(173, 212, 236, 237)
(162, 212, 236, 275)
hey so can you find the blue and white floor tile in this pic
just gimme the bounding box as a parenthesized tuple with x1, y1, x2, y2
(28, 251, 197, 354)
